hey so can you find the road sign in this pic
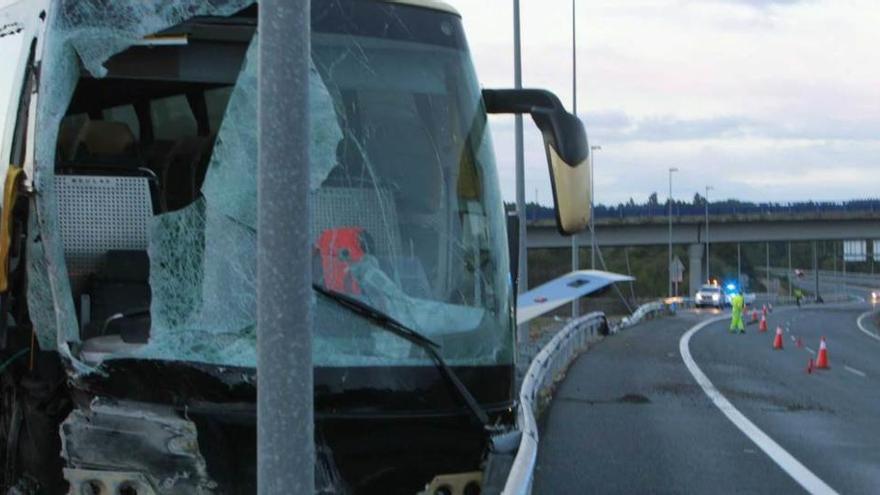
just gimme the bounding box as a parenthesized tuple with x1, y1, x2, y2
(671, 256, 685, 283)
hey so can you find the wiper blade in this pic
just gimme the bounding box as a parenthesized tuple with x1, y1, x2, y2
(313, 284, 490, 428)
(312, 284, 439, 348)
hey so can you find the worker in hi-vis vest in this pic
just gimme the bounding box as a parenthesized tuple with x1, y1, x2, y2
(729, 290, 745, 334)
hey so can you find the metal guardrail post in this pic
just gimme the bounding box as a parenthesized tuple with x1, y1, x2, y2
(257, 1, 314, 494)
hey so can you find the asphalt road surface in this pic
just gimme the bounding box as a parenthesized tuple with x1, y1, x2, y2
(534, 304, 880, 494)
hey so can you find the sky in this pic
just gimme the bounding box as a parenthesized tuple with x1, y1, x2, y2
(457, 0, 880, 206)
(0, 1, 877, 206)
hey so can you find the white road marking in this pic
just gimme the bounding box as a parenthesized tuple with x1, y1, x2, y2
(855, 311, 880, 342)
(805, 347, 816, 355)
(844, 365, 866, 378)
(680, 315, 839, 495)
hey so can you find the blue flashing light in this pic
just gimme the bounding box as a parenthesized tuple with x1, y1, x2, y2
(726, 283, 736, 291)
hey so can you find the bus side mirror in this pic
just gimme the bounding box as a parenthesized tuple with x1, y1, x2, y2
(483, 88, 590, 235)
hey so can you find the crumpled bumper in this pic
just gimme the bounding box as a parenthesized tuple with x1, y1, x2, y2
(60, 398, 216, 494)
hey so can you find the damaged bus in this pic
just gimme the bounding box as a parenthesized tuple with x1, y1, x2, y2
(0, 0, 589, 493)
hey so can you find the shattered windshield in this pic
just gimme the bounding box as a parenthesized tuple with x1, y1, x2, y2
(37, 1, 512, 368)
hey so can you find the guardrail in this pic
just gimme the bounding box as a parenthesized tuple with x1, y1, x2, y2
(502, 300, 668, 495)
(616, 300, 666, 330)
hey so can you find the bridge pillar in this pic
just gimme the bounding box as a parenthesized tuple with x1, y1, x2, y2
(688, 243, 704, 296)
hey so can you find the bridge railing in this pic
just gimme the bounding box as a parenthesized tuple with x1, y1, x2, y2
(523, 199, 880, 222)
(503, 300, 668, 495)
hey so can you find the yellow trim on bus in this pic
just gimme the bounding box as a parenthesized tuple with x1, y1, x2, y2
(0, 165, 24, 293)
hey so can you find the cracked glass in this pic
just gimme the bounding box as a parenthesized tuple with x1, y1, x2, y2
(34, 0, 512, 369)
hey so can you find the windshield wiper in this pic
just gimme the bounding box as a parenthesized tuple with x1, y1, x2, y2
(313, 284, 490, 429)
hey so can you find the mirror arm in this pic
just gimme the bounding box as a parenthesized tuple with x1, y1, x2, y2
(483, 88, 560, 116)
(482, 89, 588, 166)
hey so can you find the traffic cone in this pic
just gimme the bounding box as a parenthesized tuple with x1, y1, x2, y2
(751, 310, 759, 323)
(773, 327, 783, 350)
(762, 304, 768, 316)
(796, 337, 803, 348)
(815, 337, 829, 369)
(759, 316, 768, 332)
(807, 358, 813, 374)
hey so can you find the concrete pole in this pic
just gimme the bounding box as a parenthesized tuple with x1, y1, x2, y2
(514, 0, 527, 341)
(257, 1, 313, 493)
(813, 240, 820, 300)
(766, 241, 770, 298)
(788, 241, 792, 299)
(570, 0, 579, 317)
(737, 242, 741, 287)
(704, 186, 712, 283)
(688, 243, 703, 297)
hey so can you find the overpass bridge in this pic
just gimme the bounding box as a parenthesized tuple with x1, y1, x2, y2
(527, 211, 880, 294)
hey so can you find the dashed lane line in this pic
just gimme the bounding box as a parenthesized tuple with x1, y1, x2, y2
(680, 315, 839, 495)
(805, 347, 816, 355)
(855, 311, 880, 342)
(843, 365, 866, 378)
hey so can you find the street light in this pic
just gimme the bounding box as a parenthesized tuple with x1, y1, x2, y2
(668, 167, 678, 297)
(590, 145, 601, 269)
(705, 185, 713, 283)
(571, 0, 579, 317)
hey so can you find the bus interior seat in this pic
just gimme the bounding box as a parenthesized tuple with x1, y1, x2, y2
(159, 135, 215, 211)
(55, 173, 153, 352)
(57, 115, 88, 163)
(66, 119, 141, 170)
(81, 250, 151, 343)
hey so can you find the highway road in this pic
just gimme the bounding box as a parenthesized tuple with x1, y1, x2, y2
(533, 304, 880, 494)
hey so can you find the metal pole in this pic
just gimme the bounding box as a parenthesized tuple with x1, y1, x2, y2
(258, 1, 313, 493)
(570, 0, 579, 317)
(787, 241, 792, 299)
(668, 167, 678, 297)
(590, 145, 601, 269)
(705, 186, 712, 282)
(514, 0, 527, 341)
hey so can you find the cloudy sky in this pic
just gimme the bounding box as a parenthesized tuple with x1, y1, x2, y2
(458, 0, 880, 206)
(1, 1, 876, 207)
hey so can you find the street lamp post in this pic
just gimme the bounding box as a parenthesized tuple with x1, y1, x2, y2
(705, 185, 713, 283)
(590, 145, 601, 269)
(667, 167, 678, 297)
(570, 0, 579, 317)
(513, 0, 527, 342)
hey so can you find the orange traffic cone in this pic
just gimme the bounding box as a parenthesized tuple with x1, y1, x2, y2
(815, 337, 829, 369)
(807, 358, 813, 374)
(762, 304, 768, 316)
(773, 327, 784, 350)
(751, 310, 759, 323)
(759, 316, 768, 332)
